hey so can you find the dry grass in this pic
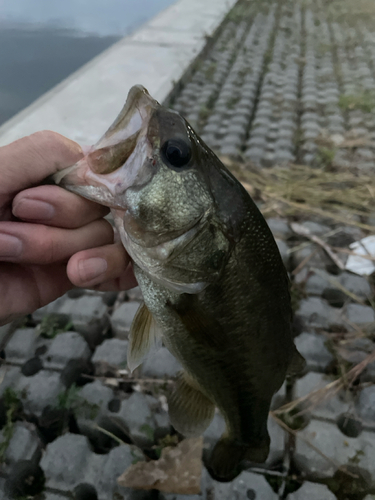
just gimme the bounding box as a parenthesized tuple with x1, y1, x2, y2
(222, 159, 375, 231)
(326, 0, 375, 26)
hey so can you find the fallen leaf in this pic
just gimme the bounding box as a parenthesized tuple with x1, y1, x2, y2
(117, 437, 203, 494)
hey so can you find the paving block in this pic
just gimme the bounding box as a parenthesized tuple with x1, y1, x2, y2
(78, 379, 114, 410)
(0, 324, 9, 346)
(295, 297, 332, 330)
(95, 444, 136, 499)
(271, 382, 287, 410)
(140, 347, 182, 378)
(266, 218, 292, 239)
(42, 331, 91, 370)
(276, 239, 290, 269)
(344, 304, 375, 331)
(301, 221, 331, 235)
(0, 366, 22, 396)
(58, 295, 109, 338)
(356, 385, 375, 424)
(305, 270, 335, 297)
(92, 338, 128, 374)
(208, 470, 279, 499)
(160, 495, 201, 500)
(294, 419, 375, 483)
(111, 392, 156, 448)
(40, 433, 95, 490)
(286, 481, 337, 500)
(126, 287, 144, 302)
(339, 272, 371, 300)
(32, 295, 69, 323)
(42, 494, 67, 500)
(75, 380, 114, 442)
(203, 412, 226, 448)
(41, 432, 148, 499)
(267, 415, 286, 465)
(294, 372, 350, 421)
(2, 422, 41, 466)
(4, 328, 37, 364)
(294, 332, 333, 372)
(111, 302, 139, 339)
(292, 246, 331, 271)
(17, 370, 64, 416)
(153, 408, 173, 439)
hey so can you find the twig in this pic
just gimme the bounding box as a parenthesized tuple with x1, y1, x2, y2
(291, 223, 346, 270)
(311, 268, 366, 305)
(291, 249, 317, 275)
(270, 413, 358, 479)
(92, 424, 127, 446)
(332, 246, 375, 262)
(262, 193, 375, 231)
(274, 349, 375, 418)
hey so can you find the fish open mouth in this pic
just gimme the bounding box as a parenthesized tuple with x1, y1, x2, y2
(84, 129, 140, 176)
(53, 85, 160, 208)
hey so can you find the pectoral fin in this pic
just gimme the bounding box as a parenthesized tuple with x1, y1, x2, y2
(168, 371, 215, 437)
(127, 302, 162, 372)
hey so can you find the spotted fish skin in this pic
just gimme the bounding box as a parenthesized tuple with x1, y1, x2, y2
(55, 85, 304, 481)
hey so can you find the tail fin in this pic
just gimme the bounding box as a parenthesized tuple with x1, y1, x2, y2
(204, 436, 270, 482)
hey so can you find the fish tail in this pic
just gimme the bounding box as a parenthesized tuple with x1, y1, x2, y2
(205, 436, 270, 482)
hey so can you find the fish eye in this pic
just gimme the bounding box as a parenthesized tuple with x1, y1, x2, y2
(161, 138, 192, 169)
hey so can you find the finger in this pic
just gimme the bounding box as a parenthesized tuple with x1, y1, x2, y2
(12, 185, 109, 228)
(67, 241, 135, 288)
(0, 131, 83, 199)
(0, 219, 114, 264)
(88, 263, 138, 292)
(0, 263, 72, 326)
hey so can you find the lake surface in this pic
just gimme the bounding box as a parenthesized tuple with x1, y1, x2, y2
(0, 0, 177, 126)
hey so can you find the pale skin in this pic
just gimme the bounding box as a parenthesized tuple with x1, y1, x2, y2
(0, 130, 137, 326)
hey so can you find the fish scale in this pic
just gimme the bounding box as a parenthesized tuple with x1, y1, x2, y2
(54, 84, 304, 482)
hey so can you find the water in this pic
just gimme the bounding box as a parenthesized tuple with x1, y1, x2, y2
(0, 0, 177, 126)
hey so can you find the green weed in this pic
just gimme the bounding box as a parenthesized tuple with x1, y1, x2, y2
(0, 388, 22, 463)
(339, 91, 375, 113)
(316, 146, 336, 168)
(36, 314, 73, 339)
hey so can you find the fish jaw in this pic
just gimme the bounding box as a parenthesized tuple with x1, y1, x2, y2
(53, 85, 159, 209)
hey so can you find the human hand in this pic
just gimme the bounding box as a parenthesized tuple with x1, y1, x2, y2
(0, 131, 137, 326)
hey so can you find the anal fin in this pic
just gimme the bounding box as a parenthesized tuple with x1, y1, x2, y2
(168, 371, 215, 437)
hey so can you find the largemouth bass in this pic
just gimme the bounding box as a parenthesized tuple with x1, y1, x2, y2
(55, 85, 304, 481)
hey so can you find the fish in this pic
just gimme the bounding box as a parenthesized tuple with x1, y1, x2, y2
(54, 85, 305, 482)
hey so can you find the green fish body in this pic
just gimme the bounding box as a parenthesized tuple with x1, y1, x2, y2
(55, 86, 304, 481)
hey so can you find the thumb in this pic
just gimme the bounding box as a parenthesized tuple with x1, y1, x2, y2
(0, 130, 83, 199)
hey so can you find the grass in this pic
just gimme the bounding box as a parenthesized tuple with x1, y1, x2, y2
(56, 383, 99, 421)
(36, 314, 73, 339)
(56, 383, 81, 411)
(339, 91, 375, 113)
(0, 388, 22, 463)
(222, 159, 375, 231)
(204, 62, 217, 81)
(327, 0, 375, 26)
(316, 146, 336, 168)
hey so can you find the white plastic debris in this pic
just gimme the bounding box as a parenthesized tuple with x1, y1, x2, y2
(345, 235, 375, 276)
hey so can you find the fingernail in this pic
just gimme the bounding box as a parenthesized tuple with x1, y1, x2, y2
(78, 257, 107, 283)
(13, 199, 55, 221)
(0, 234, 22, 258)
